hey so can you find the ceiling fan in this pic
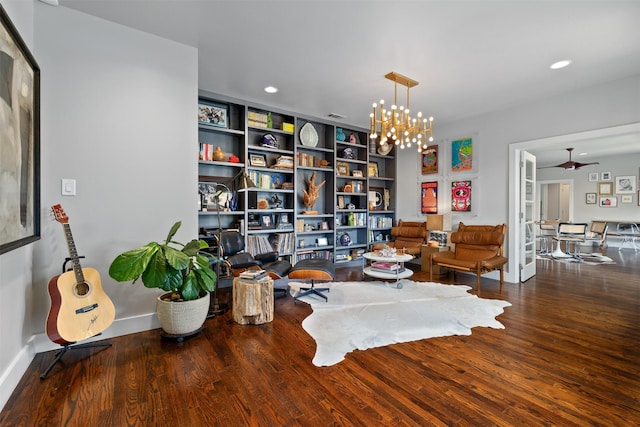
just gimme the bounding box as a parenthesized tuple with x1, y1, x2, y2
(538, 148, 600, 170)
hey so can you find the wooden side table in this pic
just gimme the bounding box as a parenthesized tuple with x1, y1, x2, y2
(232, 277, 274, 325)
(421, 245, 450, 276)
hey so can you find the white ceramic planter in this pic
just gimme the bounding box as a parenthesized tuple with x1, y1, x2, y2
(156, 292, 210, 335)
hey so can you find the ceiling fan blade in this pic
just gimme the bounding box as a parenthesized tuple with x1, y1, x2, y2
(573, 161, 600, 169)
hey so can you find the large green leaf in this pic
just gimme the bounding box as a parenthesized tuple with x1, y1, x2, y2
(109, 243, 159, 282)
(182, 239, 201, 257)
(164, 246, 190, 270)
(140, 249, 168, 289)
(181, 271, 200, 300)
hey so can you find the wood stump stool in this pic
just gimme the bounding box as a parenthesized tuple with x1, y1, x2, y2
(232, 277, 274, 325)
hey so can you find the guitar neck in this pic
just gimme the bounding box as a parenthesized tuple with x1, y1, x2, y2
(62, 223, 85, 283)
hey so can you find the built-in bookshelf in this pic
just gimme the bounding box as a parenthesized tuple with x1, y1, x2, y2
(197, 90, 398, 269)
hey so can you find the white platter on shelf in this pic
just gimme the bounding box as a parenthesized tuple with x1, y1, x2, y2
(300, 122, 319, 147)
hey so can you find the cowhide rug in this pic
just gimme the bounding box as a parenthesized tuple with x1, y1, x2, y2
(289, 280, 511, 367)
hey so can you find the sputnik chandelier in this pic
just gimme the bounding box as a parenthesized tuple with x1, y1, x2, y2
(369, 71, 434, 152)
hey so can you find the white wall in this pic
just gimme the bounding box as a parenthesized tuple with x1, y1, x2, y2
(0, 2, 197, 411)
(397, 74, 640, 283)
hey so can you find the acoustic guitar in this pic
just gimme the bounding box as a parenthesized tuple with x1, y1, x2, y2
(46, 204, 115, 345)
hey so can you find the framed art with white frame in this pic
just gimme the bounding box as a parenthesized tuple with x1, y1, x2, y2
(615, 175, 636, 194)
(585, 193, 596, 204)
(588, 172, 598, 182)
(621, 195, 633, 204)
(600, 171, 611, 181)
(599, 196, 617, 207)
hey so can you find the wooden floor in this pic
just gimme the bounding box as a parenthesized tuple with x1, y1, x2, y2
(2, 248, 639, 426)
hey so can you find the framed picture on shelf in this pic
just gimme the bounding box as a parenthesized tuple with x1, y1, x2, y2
(421, 145, 438, 174)
(0, 6, 40, 254)
(368, 187, 385, 211)
(614, 175, 636, 194)
(319, 221, 330, 230)
(260, 214, 274, 229)
(598, 182, 613, 195)
(368, 162, 379, 178)
(336, 162, 350, 176)
(585, 193, 597, 204)
(421, 182, 438, 214)
(352, 170, 363, 178)
(621, 195, 633, 203)
(198, 102, 228, 128)
(600, 171, 611, 181)
(338, 195, 345, 209)
(250, 153, 267, 167)
(451, 138, 473, 172)
(588, 172, 598, 182)
(599, 197, 617, 207)
(271, 174, 285, 189)
(316, 237, 329, 246)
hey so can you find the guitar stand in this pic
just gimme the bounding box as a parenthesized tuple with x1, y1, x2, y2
(41, 256, 112, 380)
(40, 338, 112, 379)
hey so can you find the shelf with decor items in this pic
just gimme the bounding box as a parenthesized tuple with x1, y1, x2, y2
(198, 93, 247, 237)
(294, 119, 336, 262)
(367, 150, 397, 249)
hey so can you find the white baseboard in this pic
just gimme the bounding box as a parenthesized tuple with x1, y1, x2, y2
(0, 312, 159, 412)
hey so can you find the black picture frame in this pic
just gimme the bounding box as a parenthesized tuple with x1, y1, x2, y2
(260, 214, 274, 229)
(0, 4, 40, 254)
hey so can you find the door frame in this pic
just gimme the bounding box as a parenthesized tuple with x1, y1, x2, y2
(507, 122, 640, 284)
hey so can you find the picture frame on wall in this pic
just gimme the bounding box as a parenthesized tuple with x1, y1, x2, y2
(421, 145, 438, 174)
(614, 175, 636, 194)
(600, 171, 612, 181)
(585, 193, 597, 204)
(198, 102, 228, 128)
(621, 195, 633, 203)
(421, 182, 438, 214)
(451, 180, 472, 212)
(599, 197, 617, 207)
(451, 138, 473, 173)
(588, 172, 598, 182)
(598, 182, 613, 195)
(0, 5, 41, 254)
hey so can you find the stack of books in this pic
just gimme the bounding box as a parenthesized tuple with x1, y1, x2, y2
(239, 269, 270, 282)
(370, 261, 405, 274)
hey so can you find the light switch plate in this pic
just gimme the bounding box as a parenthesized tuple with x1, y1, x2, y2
(61, 179, 76, 196)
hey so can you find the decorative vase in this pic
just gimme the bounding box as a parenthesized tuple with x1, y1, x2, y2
(212, 146, 226, 161)
(336, 128, 346, 141)
(228, 192, 238, 211)
(156, 292, 210, 336)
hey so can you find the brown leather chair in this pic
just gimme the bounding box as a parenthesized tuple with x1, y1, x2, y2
(430, 223, 507, 292)
(372, 220, 428, 256)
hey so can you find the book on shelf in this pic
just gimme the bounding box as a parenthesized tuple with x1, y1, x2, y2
(370, 261, 405, 272)
(370, 266, 406, 274)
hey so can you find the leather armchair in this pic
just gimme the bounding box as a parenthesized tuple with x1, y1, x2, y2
(219, 231, 291, 279)
(371, 220, 428, 256)
(430, 223, 507, 292)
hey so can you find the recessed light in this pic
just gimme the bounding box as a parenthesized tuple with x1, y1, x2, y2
(550, 60, 572, 70)
(264, 86, 278, 94)
(578, 152, 588, 156)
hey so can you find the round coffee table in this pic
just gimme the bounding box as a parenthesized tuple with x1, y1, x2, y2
(362, 252, 414, 288)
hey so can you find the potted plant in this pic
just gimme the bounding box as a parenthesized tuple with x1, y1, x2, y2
(109, 221, 216, 336)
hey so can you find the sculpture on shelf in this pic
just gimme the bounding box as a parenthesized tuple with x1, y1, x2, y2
(303, 171, 325, 214)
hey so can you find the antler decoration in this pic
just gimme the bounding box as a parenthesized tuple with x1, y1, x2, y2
(303, 171, 326, 210)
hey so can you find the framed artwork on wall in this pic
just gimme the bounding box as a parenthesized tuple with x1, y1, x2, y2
(451, 138, 473, 173)
(598, 182, 613, 195)
(0, 5, 41, 254)
(421, 182, 438, 214)
(451, 180, 472, 212)
(599, 197, 617, 207)
(600, 171, 612, 181)
(615, 175, 636, 194)
(585, 193, 597, 204)
(421, 145, 438, 174)
(621, 195, 633, 203)
(588, 173, 598, 182)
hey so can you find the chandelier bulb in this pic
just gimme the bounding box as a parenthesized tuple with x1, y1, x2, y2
(417, 111, 423, 118)
(391, 105, 397, 110)
(380, 100, 384, 105)
(429, 116, 434, 121)
(429, 136, 434, 142)
(372, 103, 377, 108)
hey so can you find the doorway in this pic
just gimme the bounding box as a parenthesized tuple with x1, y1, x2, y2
(538, 180, 573, 222)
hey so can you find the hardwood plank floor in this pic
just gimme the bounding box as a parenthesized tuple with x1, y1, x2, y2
(2, 248, 639, 426)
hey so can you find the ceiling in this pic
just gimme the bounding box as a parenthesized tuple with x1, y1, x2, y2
(54, 0, 640, 166)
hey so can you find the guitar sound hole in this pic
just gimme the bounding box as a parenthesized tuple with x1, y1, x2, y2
(75, 281, 90, 296)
